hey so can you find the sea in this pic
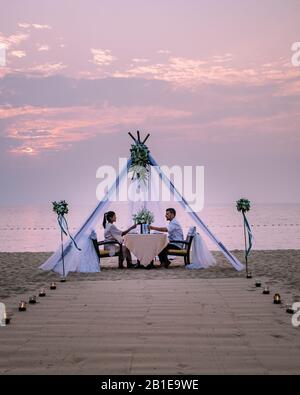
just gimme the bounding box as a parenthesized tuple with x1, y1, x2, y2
(0, 204, 299, 252)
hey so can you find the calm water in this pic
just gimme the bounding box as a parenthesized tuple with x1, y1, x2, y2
(0, 204, 299, 252)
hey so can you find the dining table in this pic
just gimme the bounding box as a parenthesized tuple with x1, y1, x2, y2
(123, 233, 168, 267)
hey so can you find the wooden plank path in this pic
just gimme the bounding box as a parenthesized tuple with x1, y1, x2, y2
(0, 278, 299, 374)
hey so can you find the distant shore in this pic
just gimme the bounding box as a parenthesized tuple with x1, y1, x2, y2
(1, 250, 300, 301)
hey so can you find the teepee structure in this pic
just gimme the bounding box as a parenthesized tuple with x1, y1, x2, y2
(40, 132, 244, 276)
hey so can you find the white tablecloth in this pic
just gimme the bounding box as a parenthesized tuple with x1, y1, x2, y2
(124, 233, 168, 265)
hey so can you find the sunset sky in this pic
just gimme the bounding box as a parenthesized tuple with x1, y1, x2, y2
(0, 0, 300, 206)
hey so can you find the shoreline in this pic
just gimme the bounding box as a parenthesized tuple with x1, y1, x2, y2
(0, 250, 300, 301)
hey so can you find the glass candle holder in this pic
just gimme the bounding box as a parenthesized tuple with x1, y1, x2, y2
(5, 312, 11, 325)
(286, 304, 295, 314)
(50, 282, 57, 290)
(18, 301, 27, 312)
(39, 289, 46, 297)
(262, 286, 270, 295)
(273, 293, 281, 304)
(29, 295, 37, 304)
(246, 271, 252, 279)
(255, 280, 261, 288)
(3, 310, 11, 325)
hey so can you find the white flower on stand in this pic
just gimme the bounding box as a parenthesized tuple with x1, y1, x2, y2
(132, 208, 154, 225)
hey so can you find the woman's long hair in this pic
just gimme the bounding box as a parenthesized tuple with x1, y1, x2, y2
(103, 211, 115, 229)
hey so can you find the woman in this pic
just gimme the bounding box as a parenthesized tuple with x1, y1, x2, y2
(103, 211, 137, 268)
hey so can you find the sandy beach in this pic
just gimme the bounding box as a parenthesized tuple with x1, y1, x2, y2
(1, 250, 300, 375)
(1, 250, 300, 301)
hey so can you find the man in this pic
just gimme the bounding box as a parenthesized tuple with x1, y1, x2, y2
(150, 208, 184, 268)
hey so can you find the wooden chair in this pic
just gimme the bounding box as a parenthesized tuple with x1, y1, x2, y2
(167, 234, 195, 265)
(92, 237, 124, 268)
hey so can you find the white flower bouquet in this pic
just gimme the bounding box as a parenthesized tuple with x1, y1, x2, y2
(132, 208, 154, 225)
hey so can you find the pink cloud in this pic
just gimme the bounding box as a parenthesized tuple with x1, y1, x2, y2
(32, 24, 52, 30)
(212, 53, 233, 63)
(0, 32, 30, 49)
(157, 50, 171, 55)
(10, 50, 26, 58)
(116, 56, 300, 91)
(18, 23, 31, 29)
(3, 105, 191, 155)
(132, 58, 149, 63)
(90, 48, 116, 67)
(37, 45, 50, 51)
(18, 22, 52, 30)
(23, 62, 67, 76)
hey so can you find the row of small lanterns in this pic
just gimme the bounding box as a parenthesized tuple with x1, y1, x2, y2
(5, 282, 58, 324)
(246, 271, 296, 314)
(18, 282, 57, 312)
(5, 275, 297, 324)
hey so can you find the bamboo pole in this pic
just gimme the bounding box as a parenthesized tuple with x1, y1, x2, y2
(243, 213, 249, 275)
(128, 132, 137, 143)
(60, 229, 66, 282)
(142, 133, 150, 144)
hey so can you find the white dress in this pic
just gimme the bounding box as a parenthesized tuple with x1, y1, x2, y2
(104, 223, 124, 256)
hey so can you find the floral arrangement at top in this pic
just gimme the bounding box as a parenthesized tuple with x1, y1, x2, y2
(236, 198, 251, 213)
(51, 200, 80, 280)
(132, 207, 155, 225)
(129, 142, 151, 183)
(52, 200, 69, 216)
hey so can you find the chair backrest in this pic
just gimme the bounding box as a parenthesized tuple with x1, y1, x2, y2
(90, 231, 101, 259)
(91, 237, 101, 259)
(187, 226, 196, 237)
(186, 226, 196, 252)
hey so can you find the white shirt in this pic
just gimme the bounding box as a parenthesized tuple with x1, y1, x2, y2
(104, 223, 123, 244)
(167, 218, 184, 248)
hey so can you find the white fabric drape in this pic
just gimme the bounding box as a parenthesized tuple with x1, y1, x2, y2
(186, 232, 217, 270)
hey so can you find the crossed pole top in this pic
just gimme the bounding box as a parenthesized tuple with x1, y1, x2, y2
(128, 130, 150, 145)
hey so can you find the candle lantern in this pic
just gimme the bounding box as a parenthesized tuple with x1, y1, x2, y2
(18, 301, 27, 312)
(273, 293, 281, 304)
(29, 295, 37, 304)
(246, 271, 252, 279)
(39, 289, 46, 297)
(262, 286, 270, 295)
(60, 277, 66, 283)
(286, 304, 295, 314)
(5, 311, 11, 325)
(50, 282, 57, 290)
(255, 280, 261, 288)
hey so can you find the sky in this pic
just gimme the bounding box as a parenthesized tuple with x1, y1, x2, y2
(0, 0, 300, 207)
